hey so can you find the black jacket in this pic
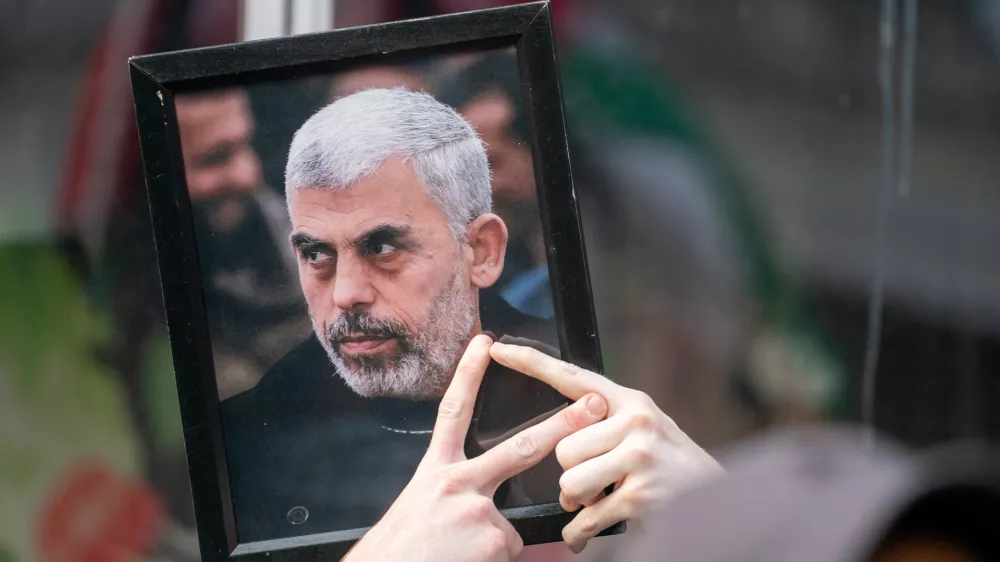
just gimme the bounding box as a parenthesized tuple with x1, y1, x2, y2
(220, 290, 566, 542)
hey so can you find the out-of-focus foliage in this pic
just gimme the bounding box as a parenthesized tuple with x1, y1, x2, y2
(0, 242, 140, 562)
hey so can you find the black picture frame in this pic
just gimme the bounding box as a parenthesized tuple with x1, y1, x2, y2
(128, 2, 619, 560)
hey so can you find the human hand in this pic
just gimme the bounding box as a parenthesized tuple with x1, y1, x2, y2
(344, 334, 610, 562)
(490, 342, 725, 554)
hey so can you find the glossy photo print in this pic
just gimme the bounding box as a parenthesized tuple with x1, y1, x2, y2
(129, 4, 609, 559)
(186, 50, 568, 541)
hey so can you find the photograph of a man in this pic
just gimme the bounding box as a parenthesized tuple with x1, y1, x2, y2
(220, 88, 565, 542)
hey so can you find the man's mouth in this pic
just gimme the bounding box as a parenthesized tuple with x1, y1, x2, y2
(335, 334, 396, 355)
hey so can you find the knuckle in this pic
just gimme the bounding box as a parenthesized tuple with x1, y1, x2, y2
(561, 526, 576, 546)
(513, 433, 538, 459)
(581, 492, 605, 507)
(477, 495, 496, 514)
(615, 485, 642, 517)
(458, 497, 491, 522)
(560, 362, 584, 378)
(575, 512, 600, 536)
(485, 529, 508, 555)
(559, 472, 584, 500)
(628, 410, 657, 430)
(435, 473, 465, 496)
(512, 532, 524, 557)
(662, 413, 681, 435)
(631, 390, 657, 408)
(617, 481, 648, 513)
(472, 495, 494, 518)
(437, 397, 464, 419)
(626, 443, 655, 468)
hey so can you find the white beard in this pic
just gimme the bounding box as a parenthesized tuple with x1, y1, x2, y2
(314, 263, 477, 400)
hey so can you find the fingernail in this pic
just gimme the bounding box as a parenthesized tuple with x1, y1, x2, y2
(480, 331, 496, 342)
(585, 394, 607, 416)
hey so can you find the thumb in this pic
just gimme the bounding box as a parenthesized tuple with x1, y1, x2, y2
(425, 333, 493, 463)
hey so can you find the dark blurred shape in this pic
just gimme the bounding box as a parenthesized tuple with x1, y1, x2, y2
(328, 63, 431, 101)
(245, 77, 331, 195)
(175, 88, 309, 400)
(616, 427, 1000, 562)
(437, 49, 552, 318)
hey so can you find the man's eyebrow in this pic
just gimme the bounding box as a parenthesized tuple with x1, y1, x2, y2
(197, 140, 240, 165)
(290, 232, 334, 253)
(353, 224, 415, 249)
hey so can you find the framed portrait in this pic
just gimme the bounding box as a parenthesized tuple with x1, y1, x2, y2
(128, 2, 618, 559)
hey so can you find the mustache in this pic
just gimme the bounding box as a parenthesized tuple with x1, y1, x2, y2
(325, 311, 410, 343)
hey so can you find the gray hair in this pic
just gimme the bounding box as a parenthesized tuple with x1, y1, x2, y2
(285, 87, 492, 238)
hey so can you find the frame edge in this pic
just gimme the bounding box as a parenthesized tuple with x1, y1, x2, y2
(515, 2, 625, 540)
(128, 63, 241, 560)
(128, 0, 618, 554)
(130, 2, 549, 86)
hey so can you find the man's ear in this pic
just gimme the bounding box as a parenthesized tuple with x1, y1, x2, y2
(466, 213, 508, 289)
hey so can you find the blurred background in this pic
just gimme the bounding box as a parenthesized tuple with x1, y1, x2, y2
(2, 0, 999, 561)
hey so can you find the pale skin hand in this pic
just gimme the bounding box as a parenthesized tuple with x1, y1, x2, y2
(490, 342, 725, 554)
(343, 334, 609, 562)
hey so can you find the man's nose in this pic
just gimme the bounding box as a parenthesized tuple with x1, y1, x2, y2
(226, 147, 262, 193)
(331, 256, 375, 311)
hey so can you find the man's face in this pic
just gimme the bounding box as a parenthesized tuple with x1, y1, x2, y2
(461, 91, 536, 223)
(288, 156, 479, 400)
(176, 91, 263, 233)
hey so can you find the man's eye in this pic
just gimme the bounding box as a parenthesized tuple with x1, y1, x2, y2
(305, 250, 334, 265)
(374, 243, 396, 256)
(200, 146, 234, 168)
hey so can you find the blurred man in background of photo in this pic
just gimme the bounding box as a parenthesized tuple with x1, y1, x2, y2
(327, 63, 431, 101)
(437, 50, 554, 319)
(175, 88, 310, 400)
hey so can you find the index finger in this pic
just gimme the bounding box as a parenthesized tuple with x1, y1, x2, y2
(426, 333, 493, 463)
(490, 342, 624, 403)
